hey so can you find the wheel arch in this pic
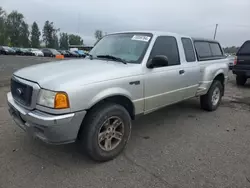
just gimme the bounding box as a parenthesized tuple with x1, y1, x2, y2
(213, 72, 225, 95)
(213, 72, 225, 85)
(87, 88, 135, 119)
(91, 95, 135, 119)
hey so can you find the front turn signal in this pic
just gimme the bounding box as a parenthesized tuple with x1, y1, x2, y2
(54, 92, 70, 109)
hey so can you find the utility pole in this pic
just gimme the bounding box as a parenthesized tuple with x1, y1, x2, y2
(213, 24, 218, 40)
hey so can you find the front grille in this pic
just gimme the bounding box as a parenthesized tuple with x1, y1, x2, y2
(11, 78, 33, 106)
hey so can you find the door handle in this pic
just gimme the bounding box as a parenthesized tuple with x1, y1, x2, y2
(129, 81, 140, 85)
(179, 70, 185, 75)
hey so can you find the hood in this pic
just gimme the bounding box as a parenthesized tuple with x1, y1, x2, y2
(14, 59, 142, 90)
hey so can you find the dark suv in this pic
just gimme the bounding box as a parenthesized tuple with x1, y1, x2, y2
(233, 40, 250, 85)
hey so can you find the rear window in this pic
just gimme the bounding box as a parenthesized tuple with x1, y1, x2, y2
(237, 41, 250, 55)
(210, 43, 223, 56)
(194, 41, 224, 60)
(194, 42, 212, 58)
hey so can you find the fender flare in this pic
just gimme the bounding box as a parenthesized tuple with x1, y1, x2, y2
(87, 87, 133, 109)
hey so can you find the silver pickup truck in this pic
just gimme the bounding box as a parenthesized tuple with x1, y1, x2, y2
(7, 31, 229, 161)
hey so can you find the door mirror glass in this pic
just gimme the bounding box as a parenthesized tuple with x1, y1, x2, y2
(147, 55, 169, 68)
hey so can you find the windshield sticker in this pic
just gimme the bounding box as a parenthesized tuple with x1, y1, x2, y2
(131, 35, 151, 42)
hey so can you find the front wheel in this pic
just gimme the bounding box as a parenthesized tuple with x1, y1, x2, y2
(79, 102, 132, 162)
(200, 80, 223, 111)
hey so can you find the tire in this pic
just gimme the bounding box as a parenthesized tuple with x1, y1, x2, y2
(200, 80, 223, 111)
(236, 75, 247, 86)
(79, 102, 132, 162)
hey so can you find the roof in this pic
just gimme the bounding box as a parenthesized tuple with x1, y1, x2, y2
(109, 30, 188, 37)
(106, 31, 221, 44)
(192, 37, 219, 43)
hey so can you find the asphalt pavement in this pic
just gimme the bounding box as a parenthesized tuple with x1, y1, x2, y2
(0, 56, 250, 188)
(0, 55, 63, 86)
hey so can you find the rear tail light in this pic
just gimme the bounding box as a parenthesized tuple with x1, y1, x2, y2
(234, 56, 237, 65)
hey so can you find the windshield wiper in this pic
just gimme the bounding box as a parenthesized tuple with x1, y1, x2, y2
(96, 55, 127, 64)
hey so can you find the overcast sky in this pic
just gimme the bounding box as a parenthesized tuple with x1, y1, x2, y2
(2, 0, 250, 47)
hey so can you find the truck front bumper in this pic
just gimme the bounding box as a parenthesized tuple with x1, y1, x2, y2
(7, 92, 86, 144)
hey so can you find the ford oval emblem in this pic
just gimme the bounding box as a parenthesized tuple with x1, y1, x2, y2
(16, 88, 23, 95)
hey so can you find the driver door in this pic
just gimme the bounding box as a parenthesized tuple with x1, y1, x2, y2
(144, 36, 187, 113)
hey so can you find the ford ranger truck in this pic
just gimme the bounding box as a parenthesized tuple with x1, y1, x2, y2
(7, 31, 229, 161)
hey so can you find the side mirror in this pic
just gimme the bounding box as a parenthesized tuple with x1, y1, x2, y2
(146, 55, 169, 69)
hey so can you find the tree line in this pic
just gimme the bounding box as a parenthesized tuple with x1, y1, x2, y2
(0, 7, 103, 49)
(2, 6, 240, 53)
(223, 46, 240, 54)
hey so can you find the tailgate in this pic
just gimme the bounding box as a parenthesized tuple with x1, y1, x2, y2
(235, 55, 250, 70)
(236, 55, 250, 66)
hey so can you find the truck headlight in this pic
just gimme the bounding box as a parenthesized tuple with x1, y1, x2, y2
(37, 89, 70, 109)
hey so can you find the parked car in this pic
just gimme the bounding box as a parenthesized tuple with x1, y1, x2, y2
(57, 50, 64, 55)
(42, 48, 61, 57)
(12, 48, 24, 56)
(58, 50, 71, 57)
(29, 48, 44, 57)
(14, 48, 34, 56)
(66, 50, 80, 58)
(7, 31, 229, 162)
(0, 46, 16, 55)
(232, 40, 250, 85)
(74, 50, 86, 58)
(23, 48, 34, 56)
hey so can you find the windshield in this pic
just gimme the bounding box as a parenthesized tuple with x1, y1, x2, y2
(50, 49, 60, 55)
(89, 33, 152, 64)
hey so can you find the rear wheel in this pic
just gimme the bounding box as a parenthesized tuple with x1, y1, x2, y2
(79, 102, 131, 162)
(200, 80, 223, 111)
(236, 75, 247, 86)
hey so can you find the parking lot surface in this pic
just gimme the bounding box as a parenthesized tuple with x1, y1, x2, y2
(0, 55, 62, 86)
(0, 56, 250, 188)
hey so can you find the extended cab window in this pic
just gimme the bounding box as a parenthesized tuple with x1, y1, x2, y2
(210, 43, 223, 57)
(194, 41, 212, 58)
(150, 36, 180, 66)
(194, 41, 224, 61)
(181, 38, 196, 62)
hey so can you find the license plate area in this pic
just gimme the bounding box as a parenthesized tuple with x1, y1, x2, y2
(9, 106, 27, 130)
